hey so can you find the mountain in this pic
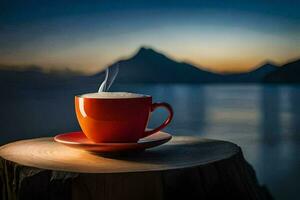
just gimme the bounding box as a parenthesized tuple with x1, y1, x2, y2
(93, 47, 221, 83)
(93, 47, 278, 83)
(0, 65, 86, 90)
(219, 62, 278, 83)
(244, 62, 278, 81)
(264, 59, 300, 83)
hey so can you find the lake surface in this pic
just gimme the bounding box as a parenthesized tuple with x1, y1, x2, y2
(1, 84, 299, 200)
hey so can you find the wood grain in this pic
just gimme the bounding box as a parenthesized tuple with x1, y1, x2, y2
(0, 134, 239, 173)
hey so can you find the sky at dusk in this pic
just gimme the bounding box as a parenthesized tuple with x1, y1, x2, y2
(0, 0, 299, 74)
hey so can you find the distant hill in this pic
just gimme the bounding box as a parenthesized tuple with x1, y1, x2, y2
(264, 59, 300, 83)
(0, 65, 88, 90)
(93, 47, 279, 83)
(218, 62, 278, 83)
(241, 62, 278, 81)
(0, 67, 59, 89)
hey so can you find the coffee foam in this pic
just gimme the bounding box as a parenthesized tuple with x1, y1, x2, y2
(80, 92, 148, 99)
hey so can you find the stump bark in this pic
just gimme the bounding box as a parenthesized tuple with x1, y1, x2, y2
(0, 134, 272, 200)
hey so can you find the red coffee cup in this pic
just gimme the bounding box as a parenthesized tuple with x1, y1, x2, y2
(75, 92, 173, 143)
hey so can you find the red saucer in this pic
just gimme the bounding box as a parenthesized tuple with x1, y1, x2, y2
(54, 131, 172, 153)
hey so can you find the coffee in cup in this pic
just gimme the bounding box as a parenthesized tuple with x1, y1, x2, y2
(75, 92, 173, 143)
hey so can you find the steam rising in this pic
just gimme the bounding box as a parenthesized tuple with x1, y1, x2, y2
(98, 64, 119, 92)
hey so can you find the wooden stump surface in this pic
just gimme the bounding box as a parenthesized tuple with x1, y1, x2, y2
(0, 134, 239, 173)
(0, 133, 272, 200)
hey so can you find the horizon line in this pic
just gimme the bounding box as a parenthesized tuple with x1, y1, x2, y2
(0, 46, 299, 75)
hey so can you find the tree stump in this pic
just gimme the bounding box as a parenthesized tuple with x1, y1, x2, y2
(0, 133, 272, 200)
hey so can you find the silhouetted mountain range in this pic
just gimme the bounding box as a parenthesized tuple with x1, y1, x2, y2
(94, 47, 280, 83)
(264, 59, 300, 83)
(0, 65, 82, 90)
(0, 47, 299, 86)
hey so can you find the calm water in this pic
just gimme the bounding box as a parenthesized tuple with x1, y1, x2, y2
(1, 84, 299, 200)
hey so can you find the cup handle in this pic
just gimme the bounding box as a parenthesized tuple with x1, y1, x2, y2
(144, 102, 174, 137)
